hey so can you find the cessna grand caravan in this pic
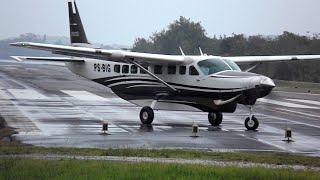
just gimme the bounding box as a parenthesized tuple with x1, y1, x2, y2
(10, 1, 320, 130)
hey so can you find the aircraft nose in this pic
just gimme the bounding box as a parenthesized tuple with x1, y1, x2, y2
(260, 77, 275, 88)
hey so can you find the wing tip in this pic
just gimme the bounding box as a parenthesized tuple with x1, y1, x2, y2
(10, 56, 25, 62)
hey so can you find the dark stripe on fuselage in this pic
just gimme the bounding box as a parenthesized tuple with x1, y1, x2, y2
(93, 76, 243, 91)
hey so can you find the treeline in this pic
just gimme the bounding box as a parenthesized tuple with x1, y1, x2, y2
(0, 33, 59, 59)
(132, 17, 320, 83)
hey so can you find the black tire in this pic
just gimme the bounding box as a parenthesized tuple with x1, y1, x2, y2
(140, 106, 154, 124)
(245, 116, 259, 130)
(208, 112, 223, 126)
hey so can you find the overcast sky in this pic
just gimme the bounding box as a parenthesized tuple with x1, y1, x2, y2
(1, 0, 320, 45)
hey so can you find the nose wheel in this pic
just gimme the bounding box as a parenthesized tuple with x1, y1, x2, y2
(140, 106, 154, 124)
(244, 106, 259, 130)
(245, 115, 259, 130)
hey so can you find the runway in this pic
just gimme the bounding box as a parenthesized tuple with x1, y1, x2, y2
(0, 60, 320, 156)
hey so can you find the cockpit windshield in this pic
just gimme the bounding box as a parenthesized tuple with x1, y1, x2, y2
(222, 59, 241, 71)
(197, 58, 241, 75)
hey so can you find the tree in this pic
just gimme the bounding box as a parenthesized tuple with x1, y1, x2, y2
(132, 16, 210, 55)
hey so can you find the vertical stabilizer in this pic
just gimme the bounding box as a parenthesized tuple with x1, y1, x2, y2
(68, 1, 89, 45)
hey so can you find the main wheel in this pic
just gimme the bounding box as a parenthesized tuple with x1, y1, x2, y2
(245, 116, 259, 130)
(140, 106, 154, 124)
(208, 112, 223, 126)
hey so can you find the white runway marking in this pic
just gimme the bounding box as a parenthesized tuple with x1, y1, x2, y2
(257, 98, 318, 109)
(0, 65, 20, 67)
(7, 89, 49, 100)
(287, 99, 320, 106)
(61, 90, 110, 101)
(4, 67, 17, 70)
(25, 68, 39, 71)
(0, 89, 11, 100)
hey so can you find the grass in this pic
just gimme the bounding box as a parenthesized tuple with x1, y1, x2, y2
(274, 80, 320, 94)
(0, 158, 319, 180)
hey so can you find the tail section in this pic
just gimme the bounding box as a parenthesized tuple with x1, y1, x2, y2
(68, 1, 90, 46)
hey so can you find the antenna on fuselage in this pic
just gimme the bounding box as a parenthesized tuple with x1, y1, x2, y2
(199, 47, 208, 56)
(199, 47, 204, 56)
(179, 46, 185, 56)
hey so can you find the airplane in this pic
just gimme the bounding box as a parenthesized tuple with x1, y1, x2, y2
(10, 1, 320, 130)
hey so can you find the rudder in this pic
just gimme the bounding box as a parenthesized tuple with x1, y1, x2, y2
(68, 1, 89, 45)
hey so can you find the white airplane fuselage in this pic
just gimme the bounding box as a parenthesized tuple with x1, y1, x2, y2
(65, 57, 274, 112)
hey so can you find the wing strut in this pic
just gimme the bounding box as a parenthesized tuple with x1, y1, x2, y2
(129, 59, 178, 93)
(244, 63, 262, 72)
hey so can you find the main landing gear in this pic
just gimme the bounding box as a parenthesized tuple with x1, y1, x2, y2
(140, 106, 154, 124)
(208, 112, 223, 126)
(139, 99, 158, 124)
(244, 106, 259, 130)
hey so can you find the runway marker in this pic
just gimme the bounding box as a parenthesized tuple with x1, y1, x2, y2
(257, 98, 318, 109)
(8, 89, 49, 100)
(287, 99, 320, 106)
(61, 90, 110, 101)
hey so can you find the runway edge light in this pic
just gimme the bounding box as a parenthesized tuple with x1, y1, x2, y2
(283, 127, 293, 142)
(102, 120, 110, 135)
(191, 123, 199, 137)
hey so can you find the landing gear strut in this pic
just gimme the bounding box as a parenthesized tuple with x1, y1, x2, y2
(244, 106, 259, 130)
(208, 112, 223, 126)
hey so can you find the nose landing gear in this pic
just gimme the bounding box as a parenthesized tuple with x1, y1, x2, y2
(245, 115, 259, 130)
(244, 106, 259, 130)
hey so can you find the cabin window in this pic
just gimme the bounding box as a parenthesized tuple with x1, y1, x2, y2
(189, 66, 199, 75)
(179, 66, 186, 75)
(154, 65, 163, 74)
(114, 64, 120, 73)
(122, 65, 129, 74)
(140, 64, 148, 74)
(168, 66, 176, 74)
(131, 65, 138, 74)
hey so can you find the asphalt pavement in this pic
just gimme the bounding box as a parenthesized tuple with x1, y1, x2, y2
(0, 60, 319, 156)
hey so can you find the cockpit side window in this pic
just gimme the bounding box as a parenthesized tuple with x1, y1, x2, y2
(189, 66, 199, 75)
(198, 58, 231, 75)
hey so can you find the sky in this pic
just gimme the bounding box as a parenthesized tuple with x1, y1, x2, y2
(1, 0, 320, 45)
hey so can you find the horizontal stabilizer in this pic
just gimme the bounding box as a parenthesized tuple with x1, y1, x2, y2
(11, 56, 85, 62)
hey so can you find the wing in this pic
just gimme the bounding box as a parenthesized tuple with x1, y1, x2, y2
(10, 42, 191, 64)
(225, 55, 320, 64)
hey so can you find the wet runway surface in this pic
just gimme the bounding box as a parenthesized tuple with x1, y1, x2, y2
(0, 60, 320, 156)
